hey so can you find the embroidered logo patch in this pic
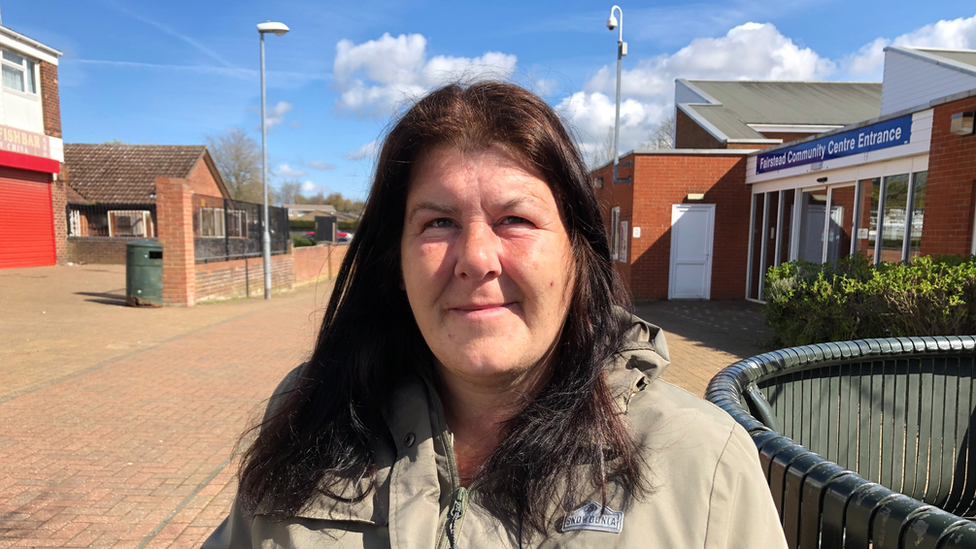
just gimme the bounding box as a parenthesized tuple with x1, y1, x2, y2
(562, 501, 624, 534)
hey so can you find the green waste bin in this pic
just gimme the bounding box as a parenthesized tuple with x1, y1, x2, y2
(126, 240, 163, 307)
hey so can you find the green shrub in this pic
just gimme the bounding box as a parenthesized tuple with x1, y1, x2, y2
(338, 219, 360, 231)
(762, 254, 976, 348)
(289, 219, 314, 230)
(291, 236, 316, 247)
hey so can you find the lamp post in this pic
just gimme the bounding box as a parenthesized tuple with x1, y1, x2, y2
(257, 21, 289, 299)
(606, 6, 629, 184)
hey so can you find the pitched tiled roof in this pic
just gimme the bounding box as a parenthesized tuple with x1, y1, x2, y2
(63, 144, 210, 204)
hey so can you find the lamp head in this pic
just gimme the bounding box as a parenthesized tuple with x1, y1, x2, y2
(257, 21, 290, 36)
(606, 14, 618, 30)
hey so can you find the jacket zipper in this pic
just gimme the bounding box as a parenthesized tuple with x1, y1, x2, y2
(441, 486, 469, 549)
(427, 380, 473, 549)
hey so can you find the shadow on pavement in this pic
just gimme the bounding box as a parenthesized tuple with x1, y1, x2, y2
(75, 291, 128, 306)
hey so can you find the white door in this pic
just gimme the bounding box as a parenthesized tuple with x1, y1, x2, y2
(669, 204, 715, 300)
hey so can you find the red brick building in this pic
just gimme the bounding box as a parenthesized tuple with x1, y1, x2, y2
(0, 26, 65, 269)
(594, 46, 976, 302)
(63, 144, 229, 264)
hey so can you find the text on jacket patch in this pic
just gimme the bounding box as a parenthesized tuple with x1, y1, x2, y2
(561, 502, 624, 534)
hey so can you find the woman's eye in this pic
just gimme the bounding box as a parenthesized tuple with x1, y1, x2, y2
(426, 218, 455, 229)
(499, 216, 530, 226)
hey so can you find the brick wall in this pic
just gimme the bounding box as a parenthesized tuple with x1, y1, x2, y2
(185, 158, 224, 197)
(675, 109, 725, 149)
(51, 171, 67, 263)
(592, 162, 635, 293)
(156, 177, 196, 306)
(65, 237, 134, 264)
(293, 244, 348, 285)
(920, 95, 976, 256)
(626, 152, 750, 300)
(39, 61, 61, 139)
(195, 253, 295, 302)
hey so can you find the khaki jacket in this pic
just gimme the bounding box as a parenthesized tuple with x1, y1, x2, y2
(204, 316, 787, 549)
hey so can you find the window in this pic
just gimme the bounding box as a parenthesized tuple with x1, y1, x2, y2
(227, 210, 248, 238)
(1, 48, 36, 94)
(199, 208, 226, 237)
(108, 210, 153, 237)
(618, 221, 629, 263)
(610, 207, 620, 260)
(199, 208, 248, 238)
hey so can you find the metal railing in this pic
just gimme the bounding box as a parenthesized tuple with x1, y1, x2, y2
(192, 194, 288, 262)
(67, 204, 156, 238)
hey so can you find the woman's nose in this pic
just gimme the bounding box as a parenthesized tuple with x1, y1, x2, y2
(454, 223, 501, 280)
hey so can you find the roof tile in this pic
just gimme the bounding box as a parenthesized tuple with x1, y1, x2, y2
(63, 143, 206, 204)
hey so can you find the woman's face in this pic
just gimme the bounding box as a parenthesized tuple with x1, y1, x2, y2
(401, 145, 575, 389)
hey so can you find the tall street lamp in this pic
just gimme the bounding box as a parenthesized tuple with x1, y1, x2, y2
(257, 20, 289, 299)
(606, 6, 630, 184)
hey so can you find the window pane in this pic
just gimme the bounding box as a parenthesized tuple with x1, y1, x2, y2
(779, 190, 795, 264)
(2, 49, 25, 64)
(26, 60, 35, 93)
(2, 64, 24, 92)
(760, 191, 778, 300)
(827, 185, 856, 264)
(855, 178, 880, 262)
(881, 174, 909, 263)
(908, 171, 927, 259)
(798, 190, 827, 264)
(109, 211, 149, 237)
(748, 193, 764, 300)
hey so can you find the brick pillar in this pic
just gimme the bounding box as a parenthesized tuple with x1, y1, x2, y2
(52, 169, 67, 264)
(156, 177, 195, 306)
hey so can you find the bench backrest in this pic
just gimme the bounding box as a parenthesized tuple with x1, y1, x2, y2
(754, 356, 976, 516)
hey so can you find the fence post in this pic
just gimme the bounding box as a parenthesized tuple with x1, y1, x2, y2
(223, 197, 231, 261)
(156, 177, 196, 306)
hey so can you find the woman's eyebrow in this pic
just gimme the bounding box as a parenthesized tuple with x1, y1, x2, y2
(405, 201, 457, 223)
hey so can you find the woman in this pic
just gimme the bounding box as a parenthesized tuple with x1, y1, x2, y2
(204, 81, 786, 548)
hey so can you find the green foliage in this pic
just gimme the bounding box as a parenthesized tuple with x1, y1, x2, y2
(291, 236, 316, 247)
(290, 219, 314, 230)
(762, 254, 976, 348)
(338, 220, 360, 231)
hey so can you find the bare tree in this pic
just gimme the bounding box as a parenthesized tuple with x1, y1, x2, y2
(276, 180, 303, 206)
(589, 125, 616, 169)
(638, 114, 675, 150)
(205, 128, 264, 203)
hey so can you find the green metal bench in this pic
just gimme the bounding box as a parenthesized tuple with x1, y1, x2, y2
(706, 336, 976, 548)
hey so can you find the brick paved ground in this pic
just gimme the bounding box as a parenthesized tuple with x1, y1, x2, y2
(0, 265, 769, 548)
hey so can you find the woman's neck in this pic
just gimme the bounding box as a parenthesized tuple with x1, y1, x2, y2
(436, 366, 550, 486)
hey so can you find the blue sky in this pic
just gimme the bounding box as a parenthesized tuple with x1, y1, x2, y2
(7, 1, 976, 200)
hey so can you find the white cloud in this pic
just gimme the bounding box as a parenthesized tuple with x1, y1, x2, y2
(843, 14, 976, 77)
(276, 163, 306, 178)
(333, 33, 517, 116)
(562, 22, 834, 156)
(345, 140, 378, 161)
(301, 180, 317, 193)
(309, 160, 336, 171)
(265, 101, 293, 129)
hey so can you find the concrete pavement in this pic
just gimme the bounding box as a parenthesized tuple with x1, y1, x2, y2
(0, 264, 769, 548)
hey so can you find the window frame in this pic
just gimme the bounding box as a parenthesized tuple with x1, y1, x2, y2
(0, 47, 37, 96)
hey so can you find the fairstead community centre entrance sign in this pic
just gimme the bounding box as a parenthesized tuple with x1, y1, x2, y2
(756, 114, 912, 174)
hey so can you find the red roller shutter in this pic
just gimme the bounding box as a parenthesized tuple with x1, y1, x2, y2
(0, 169, 55, 269)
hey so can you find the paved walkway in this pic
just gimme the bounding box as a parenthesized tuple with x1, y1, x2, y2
(0, 265, 769, 549)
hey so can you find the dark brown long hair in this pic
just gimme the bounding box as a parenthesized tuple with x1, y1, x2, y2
(237, 81, 646, 534)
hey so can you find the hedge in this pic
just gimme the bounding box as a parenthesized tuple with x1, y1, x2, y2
(291, 236, 316, 247)
(763, 254, 976, 348)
